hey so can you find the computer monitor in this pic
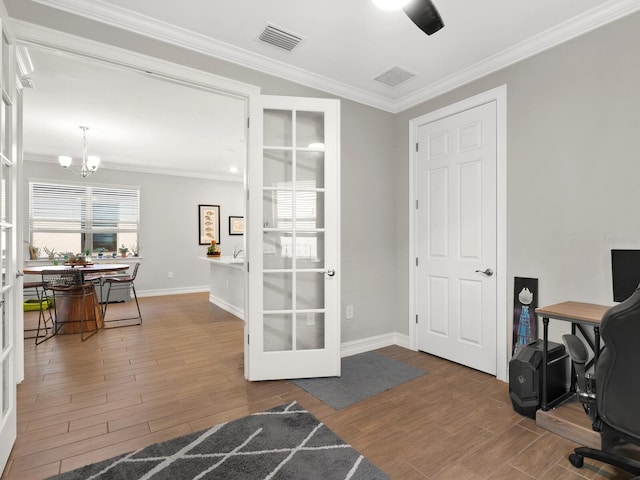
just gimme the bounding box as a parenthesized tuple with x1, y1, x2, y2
(611, 249, 640, 302)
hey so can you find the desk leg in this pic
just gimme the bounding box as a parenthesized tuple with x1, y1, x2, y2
(569, 323, 577, 393)
(542, 316, 549, 411)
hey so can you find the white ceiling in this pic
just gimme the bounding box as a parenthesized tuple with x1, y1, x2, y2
(13, 0, 640, 178)
(22, 47, 248, 180)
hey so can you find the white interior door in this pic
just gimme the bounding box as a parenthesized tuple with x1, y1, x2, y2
(416, 101, 497, 375)
(246, 95, 340, 381)
(0, 7, 19, 472)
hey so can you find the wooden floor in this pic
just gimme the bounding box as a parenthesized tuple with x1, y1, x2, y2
(2, 293, 634, 479)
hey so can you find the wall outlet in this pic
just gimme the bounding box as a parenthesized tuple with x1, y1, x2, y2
(168, 271, 173, 279)
(346, 305, 354, 320)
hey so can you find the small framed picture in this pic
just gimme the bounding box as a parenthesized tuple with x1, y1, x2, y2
(199, 205, 220, 245)
(229, 216, 244, 235)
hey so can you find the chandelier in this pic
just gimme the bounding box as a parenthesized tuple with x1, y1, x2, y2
(58, 125, 100, 178)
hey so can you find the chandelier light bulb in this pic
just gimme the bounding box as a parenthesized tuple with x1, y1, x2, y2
(58, 155, 72, 168)
(87, 155, 100, 170)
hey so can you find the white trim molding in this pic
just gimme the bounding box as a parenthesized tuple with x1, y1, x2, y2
(341, 333, 410, 358)
(24, 152, 244, 183)
(209, 293, 244, 321)
(26, 0, 397, 112)
(408, 85, 508, 382)
(25, 0, 640, 113)
(138, 286, 209, 298)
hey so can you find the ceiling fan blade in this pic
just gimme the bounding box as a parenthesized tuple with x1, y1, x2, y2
(403, 0, 444, 36)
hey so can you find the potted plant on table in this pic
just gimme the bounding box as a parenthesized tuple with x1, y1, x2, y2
(207, 239, 221, 257)
(25, 241, 40, 260)
(118, 244, 129, 258)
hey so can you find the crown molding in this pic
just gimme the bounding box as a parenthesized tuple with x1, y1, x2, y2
(30, 0, 397, 112)
(24, 153, 244, 183)
(394, 0, 640, 112)
(24, 0, 640, 113)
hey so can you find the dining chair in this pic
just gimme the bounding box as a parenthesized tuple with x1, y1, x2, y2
(23, 280, 55, 345)
(102, 262, 142, 327)
(42, 269, 100, 341)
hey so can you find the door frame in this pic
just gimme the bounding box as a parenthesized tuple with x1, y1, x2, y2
(10, 21, 259, 378)
(408, 85, 508, 382)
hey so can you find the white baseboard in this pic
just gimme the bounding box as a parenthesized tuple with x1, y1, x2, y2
(209, 293, 244, 320)
(341, 332, 411, 357)
(137, 286, 209, 297)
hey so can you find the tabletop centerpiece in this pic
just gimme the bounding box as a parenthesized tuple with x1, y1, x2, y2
(207, 239, 221, 257)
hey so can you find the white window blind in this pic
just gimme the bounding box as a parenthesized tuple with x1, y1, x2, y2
(29, 181, 140, 235)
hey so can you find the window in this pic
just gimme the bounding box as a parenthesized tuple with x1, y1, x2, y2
(29, 180, 140, 257)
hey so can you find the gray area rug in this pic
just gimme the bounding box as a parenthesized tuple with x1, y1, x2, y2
(292, 351, 426, 410)
(47, 401, 388, 480)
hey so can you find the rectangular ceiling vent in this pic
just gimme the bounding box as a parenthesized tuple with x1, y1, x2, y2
(259, 24, 303, 52)
(374, 67, 417, 87)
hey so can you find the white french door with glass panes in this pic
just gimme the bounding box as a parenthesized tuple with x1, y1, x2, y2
(0, 4, 19, 473)
(247, 95, 340, 381)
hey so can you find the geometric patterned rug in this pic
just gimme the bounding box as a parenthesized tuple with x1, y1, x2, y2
(47, 401, 390, 479)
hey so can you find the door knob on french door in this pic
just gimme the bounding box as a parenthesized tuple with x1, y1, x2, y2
(475, 268, 494, 276)
(326, 268, 336, 277)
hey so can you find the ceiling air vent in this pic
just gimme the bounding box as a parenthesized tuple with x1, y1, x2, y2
(374, 67, 417, 87)
(258, 24, 303, 52)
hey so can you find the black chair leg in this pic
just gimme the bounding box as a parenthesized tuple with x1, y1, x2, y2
(570, 447, 640, 476)
(103, 283, 112, 319)
(80, 286, 99, 342)
(131, 284, 142, 325)
(34, 287, 55, 345)
(103, 282, 142, 327)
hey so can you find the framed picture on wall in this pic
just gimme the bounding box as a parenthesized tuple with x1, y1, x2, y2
(229, 216, 244, 235)
(198, 205, 220, 245)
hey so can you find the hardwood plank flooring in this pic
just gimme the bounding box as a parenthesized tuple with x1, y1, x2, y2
(3, 293, 634, 479)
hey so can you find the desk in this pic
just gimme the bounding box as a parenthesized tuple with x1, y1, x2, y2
(23, 264, 129, 334)
(535, 301, 610, 411)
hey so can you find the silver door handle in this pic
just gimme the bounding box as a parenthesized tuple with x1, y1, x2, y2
(327, 268, 336, 277)
(475, 268, 493, 277)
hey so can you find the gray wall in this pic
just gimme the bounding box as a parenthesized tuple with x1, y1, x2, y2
(394, 11, 640, 347)
(23, 161, 244, 294)
(8, 0, 398, 344)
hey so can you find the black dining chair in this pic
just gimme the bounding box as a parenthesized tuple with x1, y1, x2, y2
(23, 280, 55, 345)
(102, 262, 142, 327)
(41, 269, 100, 341)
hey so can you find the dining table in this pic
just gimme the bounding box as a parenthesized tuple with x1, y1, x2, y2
(23, 263, 130, 334)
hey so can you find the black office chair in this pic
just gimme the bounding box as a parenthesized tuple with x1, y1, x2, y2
(102, 262, 142, 327)
(563, 287, 640, 477)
